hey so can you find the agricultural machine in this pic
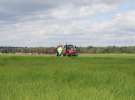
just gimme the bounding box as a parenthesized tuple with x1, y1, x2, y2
(63, 44, 79, 56)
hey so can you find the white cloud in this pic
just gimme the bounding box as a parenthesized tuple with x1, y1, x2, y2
(0, 0, 135, 46)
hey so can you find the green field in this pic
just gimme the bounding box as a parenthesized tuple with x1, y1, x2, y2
(0, 54, 135, 100)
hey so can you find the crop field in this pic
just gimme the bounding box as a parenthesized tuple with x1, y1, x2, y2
(0, 54, 135, 100)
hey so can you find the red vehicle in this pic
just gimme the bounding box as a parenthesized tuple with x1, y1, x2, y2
(63, 44, 79, 56)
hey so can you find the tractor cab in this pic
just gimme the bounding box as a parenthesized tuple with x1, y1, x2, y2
(63, 44, 79, 56)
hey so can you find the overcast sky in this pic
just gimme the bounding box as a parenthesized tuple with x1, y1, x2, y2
(0, 0, 135, 47)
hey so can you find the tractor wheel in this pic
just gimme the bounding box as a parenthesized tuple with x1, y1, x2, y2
(63, 54, 66, 56)
(68, 54, 71, 57)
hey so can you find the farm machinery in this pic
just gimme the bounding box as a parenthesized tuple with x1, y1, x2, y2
(56, 44, 79, 56)
(62, 44, 79, 56)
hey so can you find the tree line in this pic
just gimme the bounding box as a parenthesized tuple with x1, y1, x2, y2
(0, 46, 135, 54)
(79, 46, 135, 53)
(0, 47, 56, 54)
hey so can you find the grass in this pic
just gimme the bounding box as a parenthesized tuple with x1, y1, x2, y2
(0, 54, 135, 100)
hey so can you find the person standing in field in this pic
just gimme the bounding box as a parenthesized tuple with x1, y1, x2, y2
(57, 45, 63, 56)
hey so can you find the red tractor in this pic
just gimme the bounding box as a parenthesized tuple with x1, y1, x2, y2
(63, 44, 79, 56)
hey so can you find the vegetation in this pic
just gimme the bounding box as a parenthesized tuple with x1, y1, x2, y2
(79, 46, 135, 53)
(0, 54, 135, 100)
(1, 46, 135, 54)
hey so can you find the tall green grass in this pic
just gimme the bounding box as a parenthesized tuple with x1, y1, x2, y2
(0, 54, 135, 100)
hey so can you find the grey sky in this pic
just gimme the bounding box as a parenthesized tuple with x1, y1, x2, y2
(0, 0, 135, 47)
